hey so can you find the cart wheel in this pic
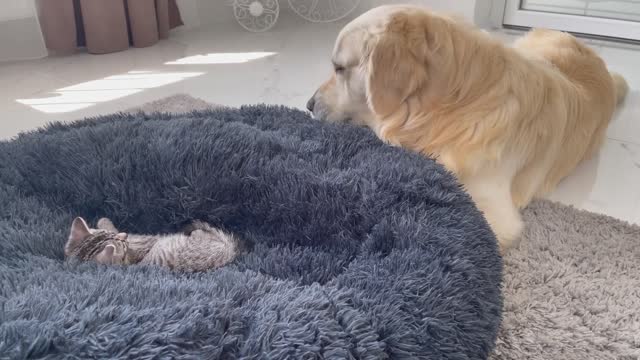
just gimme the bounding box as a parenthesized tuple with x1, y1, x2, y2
(233, 0, 280, 32)
(288, 0, 360, 23)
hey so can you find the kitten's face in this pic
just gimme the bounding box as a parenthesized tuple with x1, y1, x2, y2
(65, 217, 128, 265)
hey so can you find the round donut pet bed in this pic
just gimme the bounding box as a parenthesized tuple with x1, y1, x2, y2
(0, 106, 502, 358)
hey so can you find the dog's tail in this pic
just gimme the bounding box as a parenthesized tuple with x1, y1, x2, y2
(610, 72, 629, 105)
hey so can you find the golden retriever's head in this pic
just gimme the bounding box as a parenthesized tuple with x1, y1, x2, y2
(307, 5, 433, 129)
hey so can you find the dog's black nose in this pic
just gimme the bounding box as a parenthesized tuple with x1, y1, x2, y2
(306, 96, 315, 112)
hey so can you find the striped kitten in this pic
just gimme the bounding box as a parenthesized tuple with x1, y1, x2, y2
(65, 217, 242, 272)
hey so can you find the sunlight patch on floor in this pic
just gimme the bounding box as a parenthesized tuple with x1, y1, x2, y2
(16, 71, 203, 113)
(165, 52, 276, 65)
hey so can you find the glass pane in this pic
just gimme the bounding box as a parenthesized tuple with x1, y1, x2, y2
(521, 0, 640, 22)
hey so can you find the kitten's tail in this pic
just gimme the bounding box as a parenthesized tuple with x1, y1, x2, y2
(184, 220, 250, 253)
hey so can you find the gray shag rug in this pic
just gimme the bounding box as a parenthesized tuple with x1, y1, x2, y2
(142, 95, 640, 359)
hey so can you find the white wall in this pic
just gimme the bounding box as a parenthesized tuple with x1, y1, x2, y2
(0, 0, 36, 22)
(190, 0, 497, 29)
(0, 0, 46, 61)
(176, 0, 201, 28)
(363, 0, 477, 20)
(194, 1, 238, 27)
(362, 0, 499, 26)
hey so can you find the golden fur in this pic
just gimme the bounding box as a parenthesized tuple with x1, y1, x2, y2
(307, 5, 628, 249)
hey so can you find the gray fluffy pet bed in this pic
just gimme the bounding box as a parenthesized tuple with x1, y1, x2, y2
(0, 106, 502, 359)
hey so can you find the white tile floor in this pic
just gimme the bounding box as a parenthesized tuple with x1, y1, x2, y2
(0, 16, 639, 224)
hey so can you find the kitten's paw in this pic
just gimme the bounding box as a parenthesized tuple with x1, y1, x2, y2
(182, 220, 213, 235)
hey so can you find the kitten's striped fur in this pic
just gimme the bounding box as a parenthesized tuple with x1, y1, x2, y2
(65, 217, 242, 272)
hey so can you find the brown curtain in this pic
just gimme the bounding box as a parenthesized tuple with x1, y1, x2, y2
(37, 0, 183, 55)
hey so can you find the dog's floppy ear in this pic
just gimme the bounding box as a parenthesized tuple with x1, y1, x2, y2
(366, 13, 429, 117)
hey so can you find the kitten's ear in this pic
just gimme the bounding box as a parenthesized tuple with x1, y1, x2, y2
(66, 217, 91, 256)
(116, 232, 128, 241)
(97, 218, 118, 232)
(95, 244, 116, 264)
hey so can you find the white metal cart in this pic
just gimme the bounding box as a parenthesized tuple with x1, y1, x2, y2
(232, 0, 362, 32)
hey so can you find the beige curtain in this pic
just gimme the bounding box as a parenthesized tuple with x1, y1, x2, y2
(36, 0, 183, 55)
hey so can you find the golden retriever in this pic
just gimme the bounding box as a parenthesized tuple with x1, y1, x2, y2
(306, 5, 628, 249)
